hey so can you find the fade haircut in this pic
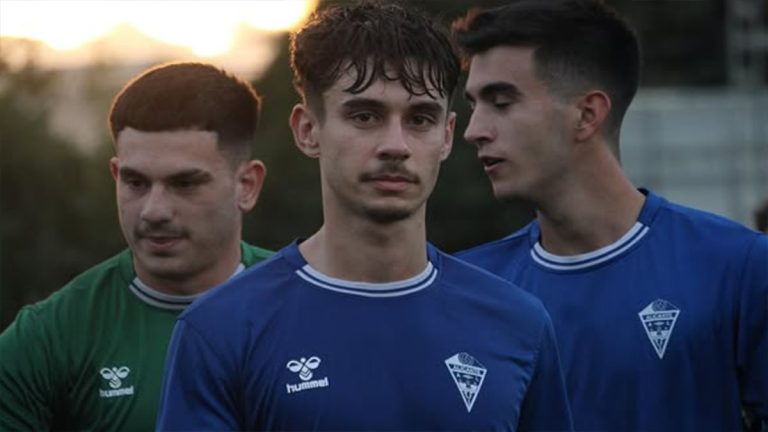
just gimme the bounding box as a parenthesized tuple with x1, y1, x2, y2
(453, 0, 640, 147)
(109, 62, 261, 163)
(290, 0, 460, 118)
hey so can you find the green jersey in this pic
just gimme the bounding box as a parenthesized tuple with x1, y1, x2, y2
(0, 243, 272, 431)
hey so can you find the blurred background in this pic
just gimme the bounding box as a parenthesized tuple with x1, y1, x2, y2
(1, 0, 766, 331)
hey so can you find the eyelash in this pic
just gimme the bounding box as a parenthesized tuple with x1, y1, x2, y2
(409, 114, 437, 126)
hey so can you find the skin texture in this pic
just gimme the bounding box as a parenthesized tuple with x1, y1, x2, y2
(464, 46, 644, 255)
(290, 68, 455, 282)
(464, 46, 577, 204)
(110, 128, 265, 294)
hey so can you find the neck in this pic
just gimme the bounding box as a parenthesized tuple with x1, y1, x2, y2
(134, 241, 243, 296)
(299, 210, 428, 283)
(536, 147, 645, 256)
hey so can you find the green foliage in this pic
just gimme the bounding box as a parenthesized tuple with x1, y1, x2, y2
(245, 34, 324, 251)
(0, 50, 123, 330)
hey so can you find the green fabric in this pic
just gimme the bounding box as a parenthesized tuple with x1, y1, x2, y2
(0, 242, 272, 431)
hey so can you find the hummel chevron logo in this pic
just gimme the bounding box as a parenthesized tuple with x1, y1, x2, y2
(638, 299, 681, 359)
(98, 366, 134, 398)
(445, 352, 487, 412)
(285, 356, 329, 394)
(287, 356, 321, 381)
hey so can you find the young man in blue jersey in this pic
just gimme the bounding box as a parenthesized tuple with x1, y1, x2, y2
(157, 2, 572, 430)
(453, 1, 768, 430)
(0, 62, 273, 430)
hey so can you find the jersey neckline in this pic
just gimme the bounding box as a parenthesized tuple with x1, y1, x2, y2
(284, 240, 440, 298)
(128, 263, 246, 310)
(528, 189, 663, 272)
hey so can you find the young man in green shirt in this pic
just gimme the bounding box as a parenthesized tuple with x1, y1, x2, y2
(0, 62, 273, 431)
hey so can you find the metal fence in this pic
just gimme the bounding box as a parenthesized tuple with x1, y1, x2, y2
(622, 88, 768, 227)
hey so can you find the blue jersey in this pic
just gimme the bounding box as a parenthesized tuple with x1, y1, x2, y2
(157, 242, 572, 431)
(457, 190, 768, 431)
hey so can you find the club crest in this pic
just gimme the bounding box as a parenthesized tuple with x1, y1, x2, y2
(638, 299, 681, 359)
(445, 352, 487, 412)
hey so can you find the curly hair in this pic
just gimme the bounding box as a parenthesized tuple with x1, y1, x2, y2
(290, 0, 460, 116)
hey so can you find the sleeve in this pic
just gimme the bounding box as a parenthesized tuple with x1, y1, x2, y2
(517, 312, 573, 432)
(156, 319, 242, 431)
(0, 307, 57, 431)
(738, 234, 768, 430)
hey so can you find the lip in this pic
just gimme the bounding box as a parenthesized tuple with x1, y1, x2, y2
(141, 235, 183, 253)
(369, 175, 412, 192)
(479, 155, 504, 174)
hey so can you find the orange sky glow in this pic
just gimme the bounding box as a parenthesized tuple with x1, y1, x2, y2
(0, 0, 318, 75)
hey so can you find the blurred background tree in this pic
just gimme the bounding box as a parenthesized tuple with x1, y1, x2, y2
(1, 0, 765, 330)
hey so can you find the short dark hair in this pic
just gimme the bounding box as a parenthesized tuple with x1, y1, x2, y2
(109, 62, 261, 162)
(453, 0, 640, 144)
(290, 0, 460, 117)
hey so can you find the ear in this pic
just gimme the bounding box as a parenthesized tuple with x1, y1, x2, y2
(439, 111, 456, 161)
(574, 90, 611, 142)
(289, 103, 320, 159)
(235, 160, 267, 212)
(109, 157, 119, 181)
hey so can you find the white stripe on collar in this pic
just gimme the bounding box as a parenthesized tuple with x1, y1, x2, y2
(129, 263, 246, 310)
(531, 222, 649, 271)
(296, 262, 437, 298)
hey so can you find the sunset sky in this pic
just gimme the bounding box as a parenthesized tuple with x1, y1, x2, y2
(0, 0, 318, 75)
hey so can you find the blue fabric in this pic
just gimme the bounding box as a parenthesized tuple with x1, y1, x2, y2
(457, 190, 768, 431)
(157, 242, 572, 431)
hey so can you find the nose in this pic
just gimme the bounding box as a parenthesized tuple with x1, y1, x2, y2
(376, 121, 412, 160)
(464, 109, 494, 147)
(140, 185, 173, 224)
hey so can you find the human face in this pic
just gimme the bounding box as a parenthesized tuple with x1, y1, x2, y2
(291, 70, 455, 224)
(464, 46, 576, 202)
(110, 128, 262, 291)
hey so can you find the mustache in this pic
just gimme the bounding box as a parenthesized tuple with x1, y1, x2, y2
(360, 164, 419, 184)
(134, 223, 187, 239)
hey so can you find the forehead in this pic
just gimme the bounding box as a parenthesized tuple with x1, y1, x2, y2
(323, 64, 449, 110)
(465, 46, 539, 96)
(115, 128, 227, 171)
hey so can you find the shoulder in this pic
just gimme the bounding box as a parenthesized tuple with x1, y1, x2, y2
(8, 250, 132, 327)
(0, 249, 132, 361)
(455, 223, 534, 260)
(654, 195, 764, 250)
(437, 249, 549, 322)
(180, 246, 295, 328)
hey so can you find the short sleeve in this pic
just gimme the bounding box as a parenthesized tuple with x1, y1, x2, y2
(0, 307, 58, 430)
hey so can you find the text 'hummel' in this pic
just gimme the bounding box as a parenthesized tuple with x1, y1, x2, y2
(99, 366, 134, 398)
(286, 356, 329, 394)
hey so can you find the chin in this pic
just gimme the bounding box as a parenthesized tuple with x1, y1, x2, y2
(363, 205, 415, 224)
(139, 257, 191, 280)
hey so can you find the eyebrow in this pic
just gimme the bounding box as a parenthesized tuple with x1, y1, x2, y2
(341, 98, 387, 112)
(167, 169, 212, 183)
(408, 101, 445, 118)
(341, 98, 446, 117)
(465, 81, 522, 103)
(118, 167, 211, 182)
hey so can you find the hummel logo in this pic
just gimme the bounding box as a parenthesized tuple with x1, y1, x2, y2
(445, 352, 487, 412)
(638, 299, 681, 359)
(99, 366, 134, 398)
(287, 356, 321, 381)
(285, 356, 329, 394)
